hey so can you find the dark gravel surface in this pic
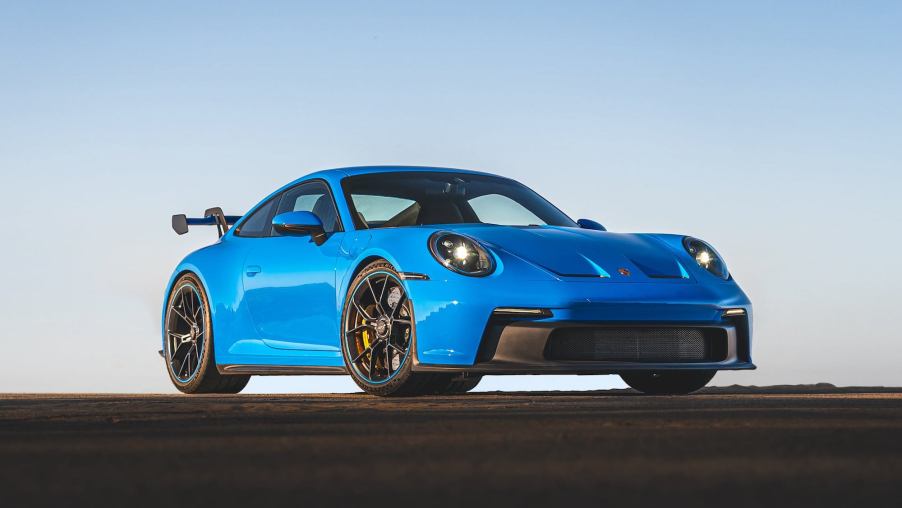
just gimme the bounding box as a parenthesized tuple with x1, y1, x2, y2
(1, 387, 900, 507)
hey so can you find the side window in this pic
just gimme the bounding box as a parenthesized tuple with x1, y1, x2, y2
(274, 181, 341, 234)
(234, 198, 278, 238)
(468, 193, 544, 226)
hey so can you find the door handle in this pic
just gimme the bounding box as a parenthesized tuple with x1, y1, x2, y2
(246, 265, 262, 277)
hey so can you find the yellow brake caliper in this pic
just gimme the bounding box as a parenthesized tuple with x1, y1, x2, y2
(358, 314, 371, 355)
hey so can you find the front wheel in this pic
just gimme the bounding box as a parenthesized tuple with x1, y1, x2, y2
(620, 370, 715, 395)
(437, 375, 483, 394)
(341, 261, 448, 396)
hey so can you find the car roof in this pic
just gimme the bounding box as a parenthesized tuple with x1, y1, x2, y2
(295, 165, 503, 183)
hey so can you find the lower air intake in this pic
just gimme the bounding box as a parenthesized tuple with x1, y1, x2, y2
(545, 327, 727, 363)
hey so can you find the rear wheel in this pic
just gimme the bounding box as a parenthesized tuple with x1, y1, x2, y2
(620, 370, 715, 395)
(164, 273, 250, 394)
(341, 261, 448, 396)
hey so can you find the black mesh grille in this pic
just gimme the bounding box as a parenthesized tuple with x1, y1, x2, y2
(545, 327, 727, 363)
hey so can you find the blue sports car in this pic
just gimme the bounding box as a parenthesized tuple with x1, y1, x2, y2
(162, 166, 754, 396)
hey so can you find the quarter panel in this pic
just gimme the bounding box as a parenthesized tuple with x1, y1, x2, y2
(162, 238, 258, 365)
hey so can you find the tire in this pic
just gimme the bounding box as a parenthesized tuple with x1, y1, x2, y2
(436, 375, 483, 394)
(340, 261, 448, 396)
(620, 370, 715, 395)
(164, 273, 250, 394)
(393, 374, 483, 395)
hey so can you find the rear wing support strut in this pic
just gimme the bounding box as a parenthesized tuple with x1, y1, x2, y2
(171, 207, 242, 237)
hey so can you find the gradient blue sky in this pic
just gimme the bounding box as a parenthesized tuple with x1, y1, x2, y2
(1, 1, 900, 392)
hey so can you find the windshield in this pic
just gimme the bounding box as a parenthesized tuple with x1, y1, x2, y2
(341, 172, 577, 229)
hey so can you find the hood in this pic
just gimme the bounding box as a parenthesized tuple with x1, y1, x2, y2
(447, 225, 691, 282)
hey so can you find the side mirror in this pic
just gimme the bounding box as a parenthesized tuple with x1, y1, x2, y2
(273, 211, 326, 245)
(577, 218, 606, 231)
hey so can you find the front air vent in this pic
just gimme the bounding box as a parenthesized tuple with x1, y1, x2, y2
(544, 327, 727, 363)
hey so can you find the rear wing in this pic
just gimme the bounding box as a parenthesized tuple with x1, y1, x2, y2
(172, 207, 242, 238)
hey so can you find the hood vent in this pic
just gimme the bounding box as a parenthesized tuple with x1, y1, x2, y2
(629, 257, 690, 279)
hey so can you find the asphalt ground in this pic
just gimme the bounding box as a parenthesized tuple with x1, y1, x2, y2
(1, 386, 900, 507)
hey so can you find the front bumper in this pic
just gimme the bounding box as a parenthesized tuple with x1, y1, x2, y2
(408, 276, 754, 372)
(413, 317, 755, 375)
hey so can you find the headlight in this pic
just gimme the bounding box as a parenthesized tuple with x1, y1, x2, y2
(683, 237, 729, 280)
(429, 233, 494, 276)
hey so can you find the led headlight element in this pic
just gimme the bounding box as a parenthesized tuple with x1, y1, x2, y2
(429, 233, 494, 276)
(683, 237, 729, 280)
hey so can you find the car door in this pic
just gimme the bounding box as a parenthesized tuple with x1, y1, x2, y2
(242, 180, 347, 352)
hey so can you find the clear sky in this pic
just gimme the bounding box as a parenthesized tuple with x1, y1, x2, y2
(1, 1, 900, 392)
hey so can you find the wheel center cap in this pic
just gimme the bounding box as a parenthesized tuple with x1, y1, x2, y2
(190, 325, 199, 341)
(375, 317, 390, 336)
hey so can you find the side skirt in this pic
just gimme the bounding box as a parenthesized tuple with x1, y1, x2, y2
(217, 365, 348, 376)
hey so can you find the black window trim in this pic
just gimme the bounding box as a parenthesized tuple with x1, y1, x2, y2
(233, 178, 345, 238)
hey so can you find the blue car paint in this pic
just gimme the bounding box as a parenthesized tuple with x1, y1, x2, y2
(163, 166, 753, 371)
(271, 210, 323, 231)
(242, 231, 346, 351)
